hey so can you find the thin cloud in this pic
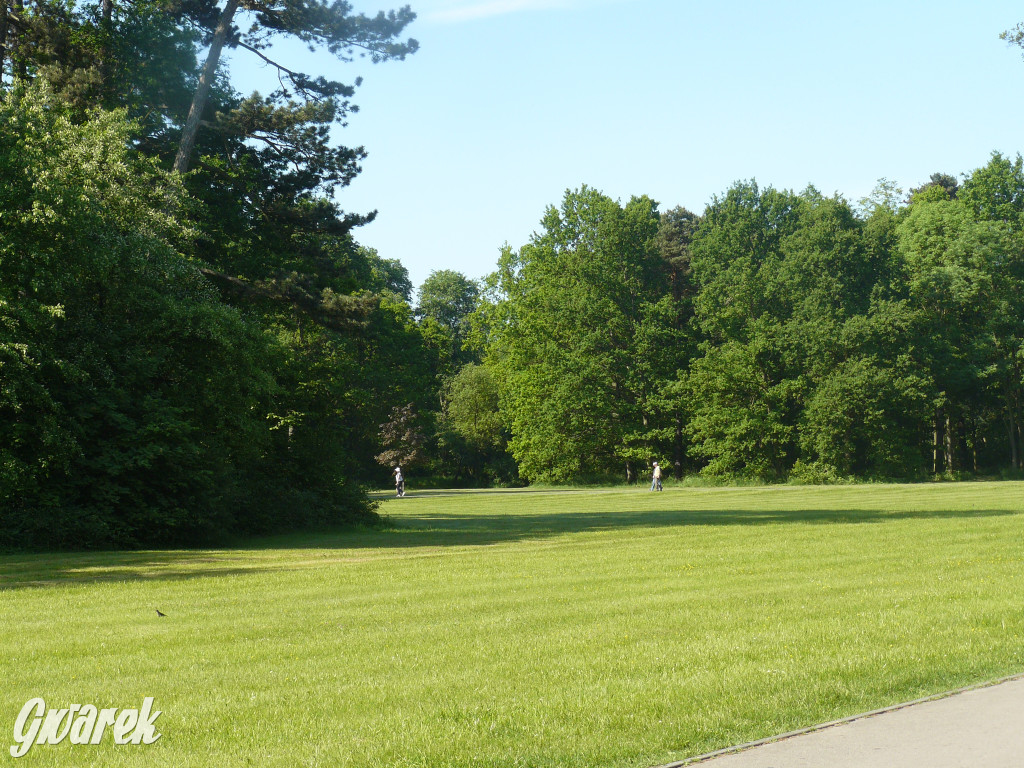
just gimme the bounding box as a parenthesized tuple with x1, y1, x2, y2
(425, 0, 576, 24)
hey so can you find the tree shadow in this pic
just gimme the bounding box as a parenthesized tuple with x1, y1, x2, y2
(0, 548, 282, 591)
(1, 503, 1017, 590)
(335, 504, 1019, 550)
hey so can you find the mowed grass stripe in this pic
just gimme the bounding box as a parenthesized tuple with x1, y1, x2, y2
(1, 483, 1022, 767)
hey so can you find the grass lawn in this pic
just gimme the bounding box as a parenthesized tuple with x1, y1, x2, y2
(2, 482, 1023, 767)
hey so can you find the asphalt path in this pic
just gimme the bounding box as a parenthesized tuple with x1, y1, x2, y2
(661, 675, 1024, 768)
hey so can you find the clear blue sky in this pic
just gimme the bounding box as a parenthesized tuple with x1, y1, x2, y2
(232, 1, 1024, 294)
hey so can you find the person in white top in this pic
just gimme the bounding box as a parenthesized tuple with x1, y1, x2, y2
(650, 461, 662, 491)
(393, 466, 405, 497)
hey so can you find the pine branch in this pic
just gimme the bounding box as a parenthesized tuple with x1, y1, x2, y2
(234, 38, 323, 100)
(198, 267, 377, 332)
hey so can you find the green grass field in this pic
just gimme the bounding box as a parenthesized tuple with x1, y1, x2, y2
(2, 483, 1023, 767)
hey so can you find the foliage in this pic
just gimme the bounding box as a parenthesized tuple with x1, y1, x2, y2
(416, 269, 480, 333)
(0, 0, 424, 548)
(358, 246, 414, 301)
(684, 336, 795, 479)
(172, 0, 418, 175)
(480, 187, 673, 482)
(445, 363, 503, 450)
(466, 170, 1024, 484)
(432, 363, 515, 484)
(7, 6, 1024, 553)
(375, 403, 425, 469)
(799, 354, 930, 478)
(0, 88, 283, 548)
(416, 269, 480, 370)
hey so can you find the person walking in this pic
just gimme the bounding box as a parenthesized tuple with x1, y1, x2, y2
(393, 465, 405, 497)
(650, 461, 663, 491)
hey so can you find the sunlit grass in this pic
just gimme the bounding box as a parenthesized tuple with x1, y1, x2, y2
(2, 483, 1023, 767)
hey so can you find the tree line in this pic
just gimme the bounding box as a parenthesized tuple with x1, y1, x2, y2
(3, 2, 1024, 550)
(471, 170, 1024, 484)
(0, 0, 451, 549)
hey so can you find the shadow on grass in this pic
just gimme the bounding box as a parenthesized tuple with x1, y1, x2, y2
(335, 505, 1019, 549)
(0, 549, 278, 591)
(1, 504, 1018, 590)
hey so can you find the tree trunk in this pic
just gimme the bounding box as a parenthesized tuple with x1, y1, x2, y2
(1017, 389, 1023, 471)
(673, 411, 683, 480)
(0, 0, 9, 81)
(1017, 413, 1023, 471)
(1008, 415, 1018, 471)
(1007, 393, 1019, 471)
(944, 412, 955, 474)
(173, 0, 239, 174)
(11, 0, 24, 81)
(95, 0, 114, 89)
(971, 413, 978, 474)
(625, 461, 634, 485)
(932, 409, 942, 475)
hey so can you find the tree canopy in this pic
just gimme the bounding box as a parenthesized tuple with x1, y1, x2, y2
(471, 164, 1024, 484)
(0, 0, 427, 549)
(5, 12, 1024, 550)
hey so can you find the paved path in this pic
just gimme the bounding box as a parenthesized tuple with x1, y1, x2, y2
(671, 676, 1024, 768)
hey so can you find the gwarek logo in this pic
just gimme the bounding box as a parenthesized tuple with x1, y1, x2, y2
(9, 697, 162, 758)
